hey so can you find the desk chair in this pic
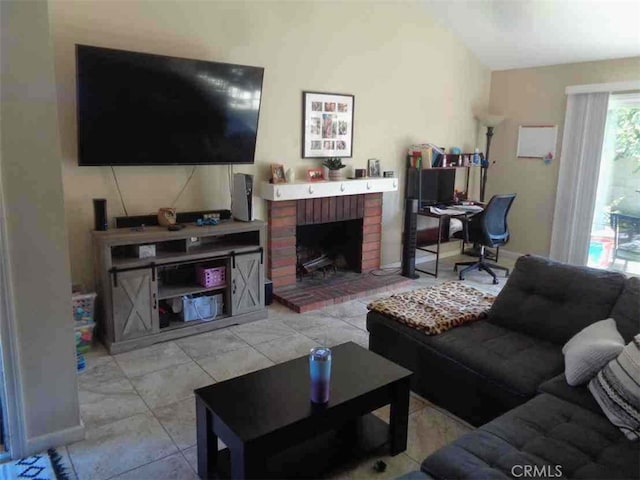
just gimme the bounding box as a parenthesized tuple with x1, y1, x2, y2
(454, 193, 516, 284)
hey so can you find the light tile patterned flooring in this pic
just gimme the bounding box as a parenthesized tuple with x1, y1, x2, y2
(59, 255, 513, 480)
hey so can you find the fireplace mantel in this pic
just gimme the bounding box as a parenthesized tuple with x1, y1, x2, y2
(258, 177, 397, 201)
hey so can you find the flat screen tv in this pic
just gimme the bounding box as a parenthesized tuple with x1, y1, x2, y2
(76, 45, 264, 165)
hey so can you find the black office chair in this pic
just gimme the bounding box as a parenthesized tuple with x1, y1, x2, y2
(454, 193, 516, 284)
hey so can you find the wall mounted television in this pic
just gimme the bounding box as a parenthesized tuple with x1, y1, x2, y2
(76, 45, 264, 165)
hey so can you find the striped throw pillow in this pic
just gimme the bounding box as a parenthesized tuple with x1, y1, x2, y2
(588, 335, 640, 440)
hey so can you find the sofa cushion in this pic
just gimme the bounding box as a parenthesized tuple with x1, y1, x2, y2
(562, 318, 625, 386)
(538, 374, 601, 414)
(609, 276, 640, 343)
(588, 335, 640, 440)
(424, 321, 563, 397)
(422, 393, 640, 479)
(367, 312, 549, 425)
(487, 255, 626, 345)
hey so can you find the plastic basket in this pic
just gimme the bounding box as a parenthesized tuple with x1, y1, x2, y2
(77, 353, 86, 373)
(75, 323, 95, 354)
(73, 292, 97, 325)
(196, 265, 226, 288)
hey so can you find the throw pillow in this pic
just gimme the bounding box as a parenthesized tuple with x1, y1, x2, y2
(588, 335, 640, 440)
(562, 318, 625, 386)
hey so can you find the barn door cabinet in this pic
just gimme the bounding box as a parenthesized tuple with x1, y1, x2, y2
(231, 251, 264, 315)
(111, 267, 158, 342)
(93, 221, 267, 354)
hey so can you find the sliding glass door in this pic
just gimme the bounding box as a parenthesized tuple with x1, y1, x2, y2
(588, 93, 640, 275)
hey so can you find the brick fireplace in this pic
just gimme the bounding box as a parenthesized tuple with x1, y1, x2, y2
(265, 192, 411, 312)
(267, 193, 382, 288)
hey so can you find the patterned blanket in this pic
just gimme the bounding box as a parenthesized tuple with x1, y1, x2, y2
(367, 281, 495, 335)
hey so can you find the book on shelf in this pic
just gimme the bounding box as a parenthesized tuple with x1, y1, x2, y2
(408, 143, 444, 168)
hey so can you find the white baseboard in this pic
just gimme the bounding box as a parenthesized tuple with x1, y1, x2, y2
(23, 423, 84, 457)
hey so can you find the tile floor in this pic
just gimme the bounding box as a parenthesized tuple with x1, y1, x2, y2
(59, 255, 514, 480)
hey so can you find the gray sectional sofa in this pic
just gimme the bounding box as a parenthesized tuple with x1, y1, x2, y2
(367, 255, 639, 479)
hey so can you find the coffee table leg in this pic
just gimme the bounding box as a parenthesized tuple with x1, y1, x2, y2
(196, 397, 218, 479)
(389, 377, 410, 455)
(230, 444, 264, 479)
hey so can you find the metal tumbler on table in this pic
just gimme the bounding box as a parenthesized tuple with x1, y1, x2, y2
(309, 347, 332, 404)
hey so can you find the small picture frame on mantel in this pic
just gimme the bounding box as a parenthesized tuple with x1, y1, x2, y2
(368, 158, 381, 178)
(271, 163, 286, 184)
(307, 167, 325, 182)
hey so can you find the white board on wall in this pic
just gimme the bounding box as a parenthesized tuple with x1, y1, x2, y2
(517, 125, 558, 159)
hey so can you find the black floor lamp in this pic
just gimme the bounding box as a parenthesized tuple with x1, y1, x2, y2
(464, 113, 504, 259)
(476, 113, 505, 202)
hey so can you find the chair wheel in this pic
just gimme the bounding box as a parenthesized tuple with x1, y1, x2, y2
(493, 279, 499, 285)
(459, 275, 465, 281)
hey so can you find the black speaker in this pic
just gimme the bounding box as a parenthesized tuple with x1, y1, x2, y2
(401, 198, 419, 279)
(264, 278, 273, 306)
(93, 198, 108, 231)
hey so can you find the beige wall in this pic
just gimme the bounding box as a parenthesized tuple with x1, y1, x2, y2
(487, 57, 640, 255)
(1, 0, 83, 454)
(48, 0, 491, 287)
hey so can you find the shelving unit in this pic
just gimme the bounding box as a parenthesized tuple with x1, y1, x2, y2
(93, 220, 267, 354)
(404, 154, 483, 277)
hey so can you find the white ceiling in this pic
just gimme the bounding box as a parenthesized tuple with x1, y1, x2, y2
(421, 0, 640, 70)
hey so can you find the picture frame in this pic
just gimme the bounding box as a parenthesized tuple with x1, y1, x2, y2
(271, 163, 286, 184)
(307, 167, 325, 182)
(368, 158, 381, 178)
(302, 91, 354, 159)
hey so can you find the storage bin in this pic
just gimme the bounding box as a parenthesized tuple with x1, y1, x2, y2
(73, 292, 97, 325)
(197, 265, 226, 288)
(75, 323, 95, 354)
(77, 353, 86, 373)
(182, 294, 223, 322)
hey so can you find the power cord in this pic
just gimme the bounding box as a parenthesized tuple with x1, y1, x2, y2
(171, 166, 197, 208)
(110, 166, 129, 217)
(228, 164, 234, 209)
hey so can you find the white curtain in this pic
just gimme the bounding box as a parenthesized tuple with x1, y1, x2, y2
(550, 92, 610, 265)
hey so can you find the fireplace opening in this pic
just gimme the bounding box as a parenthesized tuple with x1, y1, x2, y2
(296, 219, 363, 279)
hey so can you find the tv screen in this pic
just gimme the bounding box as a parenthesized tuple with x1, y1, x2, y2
(76, 45, 264, 165)
(437, 169, 456, 204)
(420, 169, 456, 206)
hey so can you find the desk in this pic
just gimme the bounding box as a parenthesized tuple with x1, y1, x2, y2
(415, 209, 474, 278)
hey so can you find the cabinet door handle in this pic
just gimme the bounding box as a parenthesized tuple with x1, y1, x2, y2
(232, 279, 236, 294)
(152, 293, 157, 310)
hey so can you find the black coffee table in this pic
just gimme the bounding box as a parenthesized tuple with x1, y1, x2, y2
(195, 341, 412, 479)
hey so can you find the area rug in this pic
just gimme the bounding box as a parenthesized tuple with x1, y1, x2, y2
(0, 449, 69, 480)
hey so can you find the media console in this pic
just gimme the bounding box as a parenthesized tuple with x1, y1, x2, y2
(93, 220, 267, 353)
